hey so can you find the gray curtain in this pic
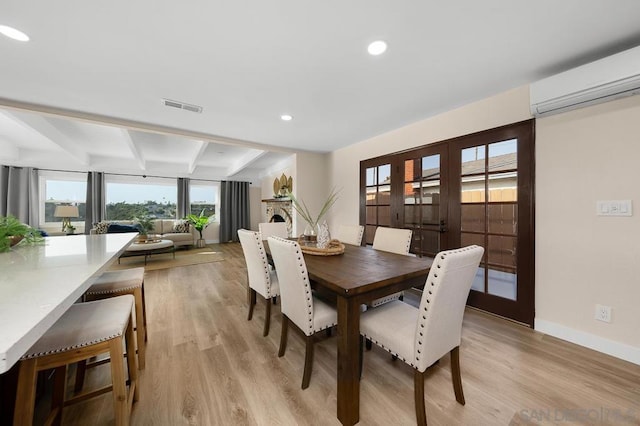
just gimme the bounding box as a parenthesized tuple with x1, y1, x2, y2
(85, 171, 105, 234)
(177, 177, 190, 219)
(219, 180, 250, 242)
(0, 165, 39, 226)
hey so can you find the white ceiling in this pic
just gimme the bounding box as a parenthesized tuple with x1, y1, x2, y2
(1, 1, 640, 180)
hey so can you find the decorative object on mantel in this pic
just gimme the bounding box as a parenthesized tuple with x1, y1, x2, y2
(184, 209, 215, 248)
(273, 173, 293, 198)
(297, 238, 345, 256)
(288, 187, 340, 244)
(0, 215, 44, 253)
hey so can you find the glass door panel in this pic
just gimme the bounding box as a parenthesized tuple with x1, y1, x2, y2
(401, 149, 447, 257)
(363, 163, 392, 245)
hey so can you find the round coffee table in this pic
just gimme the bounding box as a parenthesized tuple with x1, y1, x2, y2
(119, 239, 175, 265)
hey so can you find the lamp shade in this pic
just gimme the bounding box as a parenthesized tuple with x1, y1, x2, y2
(53, 205, 79, 218)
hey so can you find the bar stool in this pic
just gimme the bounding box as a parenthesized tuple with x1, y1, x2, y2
(13, 295, 139, 426)
(75, 268, 147, 393)
(85, 268, 147, 367)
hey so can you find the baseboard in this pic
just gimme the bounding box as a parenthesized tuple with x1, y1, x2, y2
(535, 319, 640, 365)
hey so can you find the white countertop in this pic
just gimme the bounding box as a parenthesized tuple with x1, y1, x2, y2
(0, 233, 136, 373)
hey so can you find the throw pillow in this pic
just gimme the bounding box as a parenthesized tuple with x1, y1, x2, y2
(94, 221, 110, 234)
(173, 221, 190, 233)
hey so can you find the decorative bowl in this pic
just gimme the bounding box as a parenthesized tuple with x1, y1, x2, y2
(8, 235, 24, 247)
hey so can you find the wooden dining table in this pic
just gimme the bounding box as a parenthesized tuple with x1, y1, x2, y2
(265, 241, 432, 426)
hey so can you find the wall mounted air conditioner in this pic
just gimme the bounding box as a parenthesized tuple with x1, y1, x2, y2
(530, 45, 640, 117)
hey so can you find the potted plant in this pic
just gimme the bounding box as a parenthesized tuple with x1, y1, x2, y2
(287, 188, 340, 245)
(134, 215, 155, 242)
(185, 209, 214, 248)
(0, 215, 44, 253)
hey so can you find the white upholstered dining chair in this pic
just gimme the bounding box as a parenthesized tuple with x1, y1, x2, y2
(238, 229, 280, 336)
(267, 236, 337, 389)
(258, 222, 288, 239)
(359, 245, 484, 426)
(369, 226, 414, 307)
(372, 226, 413, 255)
(334, 224, 364, 246)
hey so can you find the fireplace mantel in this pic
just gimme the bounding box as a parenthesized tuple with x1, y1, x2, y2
(261, 198, 293, 237)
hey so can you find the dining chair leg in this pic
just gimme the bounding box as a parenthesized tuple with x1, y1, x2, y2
(247, 288, 256, 321)
(74, 360, 87, 392)
(325, 328, 332, 337)
(278, 315, 289, 357)
(272, 296, 277, 305)
(301, 335, 315, 389)
(450, 346, 465, 405)
(414, 369, 427, 426)
(365, 338, 372, 351)
(263, 297, 271, 337)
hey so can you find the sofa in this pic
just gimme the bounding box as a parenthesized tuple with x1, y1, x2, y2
(90, 219, 195, 248)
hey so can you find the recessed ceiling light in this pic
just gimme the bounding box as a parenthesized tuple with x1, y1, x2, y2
(0, 25, 30, 42)
(367, 40, 387, 56)
(280, 114, 293, 121)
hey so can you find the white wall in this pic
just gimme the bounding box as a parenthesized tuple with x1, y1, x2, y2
(326, 85, 640, 364)
(534, 95, 640, 363)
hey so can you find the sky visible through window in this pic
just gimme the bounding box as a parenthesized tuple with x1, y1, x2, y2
(47, 181, 217, 204)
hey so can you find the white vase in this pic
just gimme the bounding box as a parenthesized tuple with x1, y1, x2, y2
(317, 221, 330, 249)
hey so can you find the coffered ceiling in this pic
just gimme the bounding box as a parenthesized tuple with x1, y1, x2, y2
(1, 1, 640, 180)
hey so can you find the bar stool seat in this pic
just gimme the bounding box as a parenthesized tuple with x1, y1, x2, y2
(14, 295, 139, 426)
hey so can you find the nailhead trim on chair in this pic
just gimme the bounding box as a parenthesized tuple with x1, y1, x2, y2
(252, 231, 276, 297)
(86, 285, 139, 295)
(21, 330, 125, 360)
(414, 245, 478, 364)
(360, 333, 416, 368)
(273, 237, 337, 335)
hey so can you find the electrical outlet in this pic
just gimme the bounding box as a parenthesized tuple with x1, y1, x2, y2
(595, 304, 612, 323)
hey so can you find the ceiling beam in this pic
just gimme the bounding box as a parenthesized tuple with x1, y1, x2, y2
(226, 149, 268, 177)
(5, 111, 89, 164)
(188, 141, 208, 174)
(0, 97, 298, 154)
(121, 129, 146, 170)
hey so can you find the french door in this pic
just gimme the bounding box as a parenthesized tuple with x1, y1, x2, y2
(360, 120, 535, 326)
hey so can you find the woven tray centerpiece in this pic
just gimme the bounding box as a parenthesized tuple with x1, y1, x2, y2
(297, 238, 345, 256)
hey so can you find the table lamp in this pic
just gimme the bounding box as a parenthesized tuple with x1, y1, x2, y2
(54, 205, 79, 232)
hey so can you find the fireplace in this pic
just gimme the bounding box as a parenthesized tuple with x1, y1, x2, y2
(262, 198, 293, 237)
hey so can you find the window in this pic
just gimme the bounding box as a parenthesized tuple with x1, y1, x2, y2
(105, 175, 177, 220)
(362, 162, 391, 244)
(39, 171, 87, 228)
(190, 182, 218, 219)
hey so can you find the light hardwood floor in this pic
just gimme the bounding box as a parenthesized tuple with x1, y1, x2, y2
(50, 242, 640, 425)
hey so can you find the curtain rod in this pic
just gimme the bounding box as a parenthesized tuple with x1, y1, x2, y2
(33, 167, 252, 184)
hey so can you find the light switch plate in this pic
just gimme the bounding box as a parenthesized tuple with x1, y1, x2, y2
(597, 200, 632, 216)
